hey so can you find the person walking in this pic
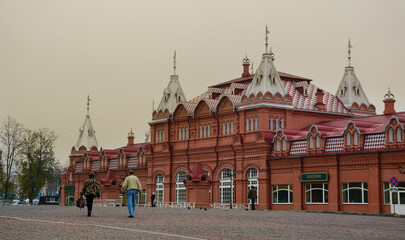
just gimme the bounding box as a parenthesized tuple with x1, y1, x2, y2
(248, 186, 257, 210)
(80, 172, 100, 217)
(121, 170, 142, 218)
(151, 192, 156, 207)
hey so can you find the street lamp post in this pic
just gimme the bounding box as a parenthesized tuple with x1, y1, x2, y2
(230, 169, 236, 209)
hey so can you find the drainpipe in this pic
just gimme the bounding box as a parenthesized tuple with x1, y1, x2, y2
(168, 117, 173, 202)
(211, 113, 220, 204)
(186, 116, 191, 171)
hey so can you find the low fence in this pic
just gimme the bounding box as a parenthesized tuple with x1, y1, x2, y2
(156, 202, 196, 209)
(93, 199, 195, 209)
(210, 203, 250, 210)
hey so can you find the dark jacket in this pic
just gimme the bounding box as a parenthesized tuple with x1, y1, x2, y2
(248, 189, 257, 200)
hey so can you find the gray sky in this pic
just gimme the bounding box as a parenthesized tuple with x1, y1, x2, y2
(1, 0, 404, 166)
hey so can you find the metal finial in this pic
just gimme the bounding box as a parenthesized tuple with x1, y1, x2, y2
(87, 95, 91, 116)
(128, 128, 134, 137)
(385, 87, 395, 99)
(348, 39, 353, 66)
(265, 25, 270, 53)
(173, 50, 177, 75)
(243, 53, 250, 64)
(152, 100, 154, 112)
(250, 61, 254, 74)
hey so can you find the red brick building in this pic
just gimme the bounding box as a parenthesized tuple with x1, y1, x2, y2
(61, 39, 405, 214)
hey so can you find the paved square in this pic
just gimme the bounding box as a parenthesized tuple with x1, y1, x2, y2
(0, 205, 404, 239)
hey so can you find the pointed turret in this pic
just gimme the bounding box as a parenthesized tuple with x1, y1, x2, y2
(75, 95, 98, 151)
(245, 25, 286, 98)
(336, 40, 371, 110)
(156, 51, 187, 114)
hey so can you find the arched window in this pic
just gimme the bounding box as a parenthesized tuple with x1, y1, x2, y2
(280, 118, 284, 129)
(231, 121, 234, 134)
(222, 122, 226, 135)
(156, 174, 164, 204)
(156, 131, 159, 142)
(175, 171, 187, 203)
(316, 135, 321, 148)
(389, 128, 394, 143)
(347, 132, 352, 146)
(208, 124, 211, 137)
(250, 117, 254, 131)
(354, 132, 359, 146)
(275, 117, 278, 130)
(397, 128, 402, 142)
(203, 124, 207, 138)
(310, 136, 314, 148)
(247, 168, 259, 204)
(269, 117, 273, 130)
(186, 127, 189, 140)
(255, 117, 258, 130)
(200, 125, 203, 138)
(276, 139, 280, 152)
(220, 169, 233, 204)
(282, 139, 287, 151)
(179, 128, 182, 140)
(227, 121, 230, 135)
(246, 118, 250, 132)
(162, 130, 165, 142)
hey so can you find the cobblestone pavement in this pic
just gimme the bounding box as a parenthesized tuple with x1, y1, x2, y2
(1, 205, 404, 240)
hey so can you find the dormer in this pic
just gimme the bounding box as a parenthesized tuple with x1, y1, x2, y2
(306, 125, 323, 154)
(137, 148, 146, 167)
(385, 116, 405, 149)
(343, 122, 362, 151)
(272, 130, 289, 157)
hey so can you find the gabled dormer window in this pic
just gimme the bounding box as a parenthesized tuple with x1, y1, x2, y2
(397, 128, 403, 142)
(309, 136, 314, 148)
(304, 88, 308, 96)
(354, 131, 359, 145)
(347, 132, 352, 146)
(316, 135, 321, 148)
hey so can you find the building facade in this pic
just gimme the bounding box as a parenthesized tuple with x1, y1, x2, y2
(61, 38, 405, 214)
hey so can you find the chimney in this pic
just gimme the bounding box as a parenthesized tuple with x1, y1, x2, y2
(383, 89, 396, 115)
(314, 89, 325, 110)
(127, 129, 135, 146)
(242, 55, 250, 77)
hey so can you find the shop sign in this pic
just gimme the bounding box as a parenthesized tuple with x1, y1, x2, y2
(300, 172, 328, 182)
(64, 185, 75, 191)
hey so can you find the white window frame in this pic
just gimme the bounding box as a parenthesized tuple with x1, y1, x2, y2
(316, 135, 321, 148)
(347, 132, 351, 146)
(247, 168, 259, 204)
(342, 182, 368, 204)
(222, 122, 226, 135)
(246, 118, 250, 132)
(269, 117, 273, 130)
(389, 128, 394, 142)
(398, 128, 403, 142)
(156, 174, 164, 204)
(175, 171, 187, 203)
(305, 183, 328, 204)
(220, 169, 233, 204)
(354, 131, 359, 146)
(273, 184, 293, 204)
(231, 121, 234, 134)
(255, 116, 258, 131)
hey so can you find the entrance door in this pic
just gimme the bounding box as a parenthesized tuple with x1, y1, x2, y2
(390, 185, 405, 215)
(66, 193, 74, 206)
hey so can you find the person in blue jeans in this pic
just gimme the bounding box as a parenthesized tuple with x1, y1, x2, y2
(121, 170, 143, 218)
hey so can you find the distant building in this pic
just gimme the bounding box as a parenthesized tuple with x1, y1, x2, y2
(61, 35, 405, 214)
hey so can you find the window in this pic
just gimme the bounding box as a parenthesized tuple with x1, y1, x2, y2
(255, 117, 258, 131)
(200, 125, 203, 138)
(310, 136, 314, 148)
(273, 185, 293, 204)
(208, 124, 211, 137)
(282, 139, 287, 151)
(276, 139, 280, 152)
(156, 132, 159, 142)
(340, 89, 344, 96)
(389, 128, 394, 143)
(316, 135, 321, 148)
(156, 174, 164, 204)
(162, 131, 165, 141)
(250, 117, 254, 132)
(231, 121, 234, 134)
(269, 117, 273, 130)
(275, 117, 278, 130)
(203, 124, 207, 137)
(222, 122, 226, 135)
(354, 132, 359, 146)
(398, 128, 403, 142)
(186, 127, 189, 140)
(246, 118, 250, 132)
(179, 128, 182, 140)
(175, 171, 187, 203)
(305, 183, 328, 204)
(227, 121, 230, 135)
(342, 182, 368, 204)
(347, 132, 351, 146)
(280, 118, 284, 129)
(247, 168, 259, 204)
(136, 190, 147, 205)
(182, 128, 185, 140)
(384, 182, 405, 205)
(220, 169, 233, 204)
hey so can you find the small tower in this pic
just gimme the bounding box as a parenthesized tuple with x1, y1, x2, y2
(75, 95, 98, 151)
(155, 51, 187, 116)
(245, 25, 286, 98)
(242, 54, 251, 77)
(383, 88, 396, 115)
(127, 129, 135, 146)
(336, 40, 372, 111)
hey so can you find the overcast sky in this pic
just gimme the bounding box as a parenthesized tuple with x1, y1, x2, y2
(1, 0, 404, 166)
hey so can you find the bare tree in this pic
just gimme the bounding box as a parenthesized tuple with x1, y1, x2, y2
(0, 116, 25, 200)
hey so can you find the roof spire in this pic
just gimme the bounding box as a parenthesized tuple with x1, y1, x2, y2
(265, 25, 270, 53)
(87, 94, 91, 116)
(251, 61, 254, 74)
(348, 39, 353, 66)
(385, 87, 395, 100)
(173, 50, 177, 75)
